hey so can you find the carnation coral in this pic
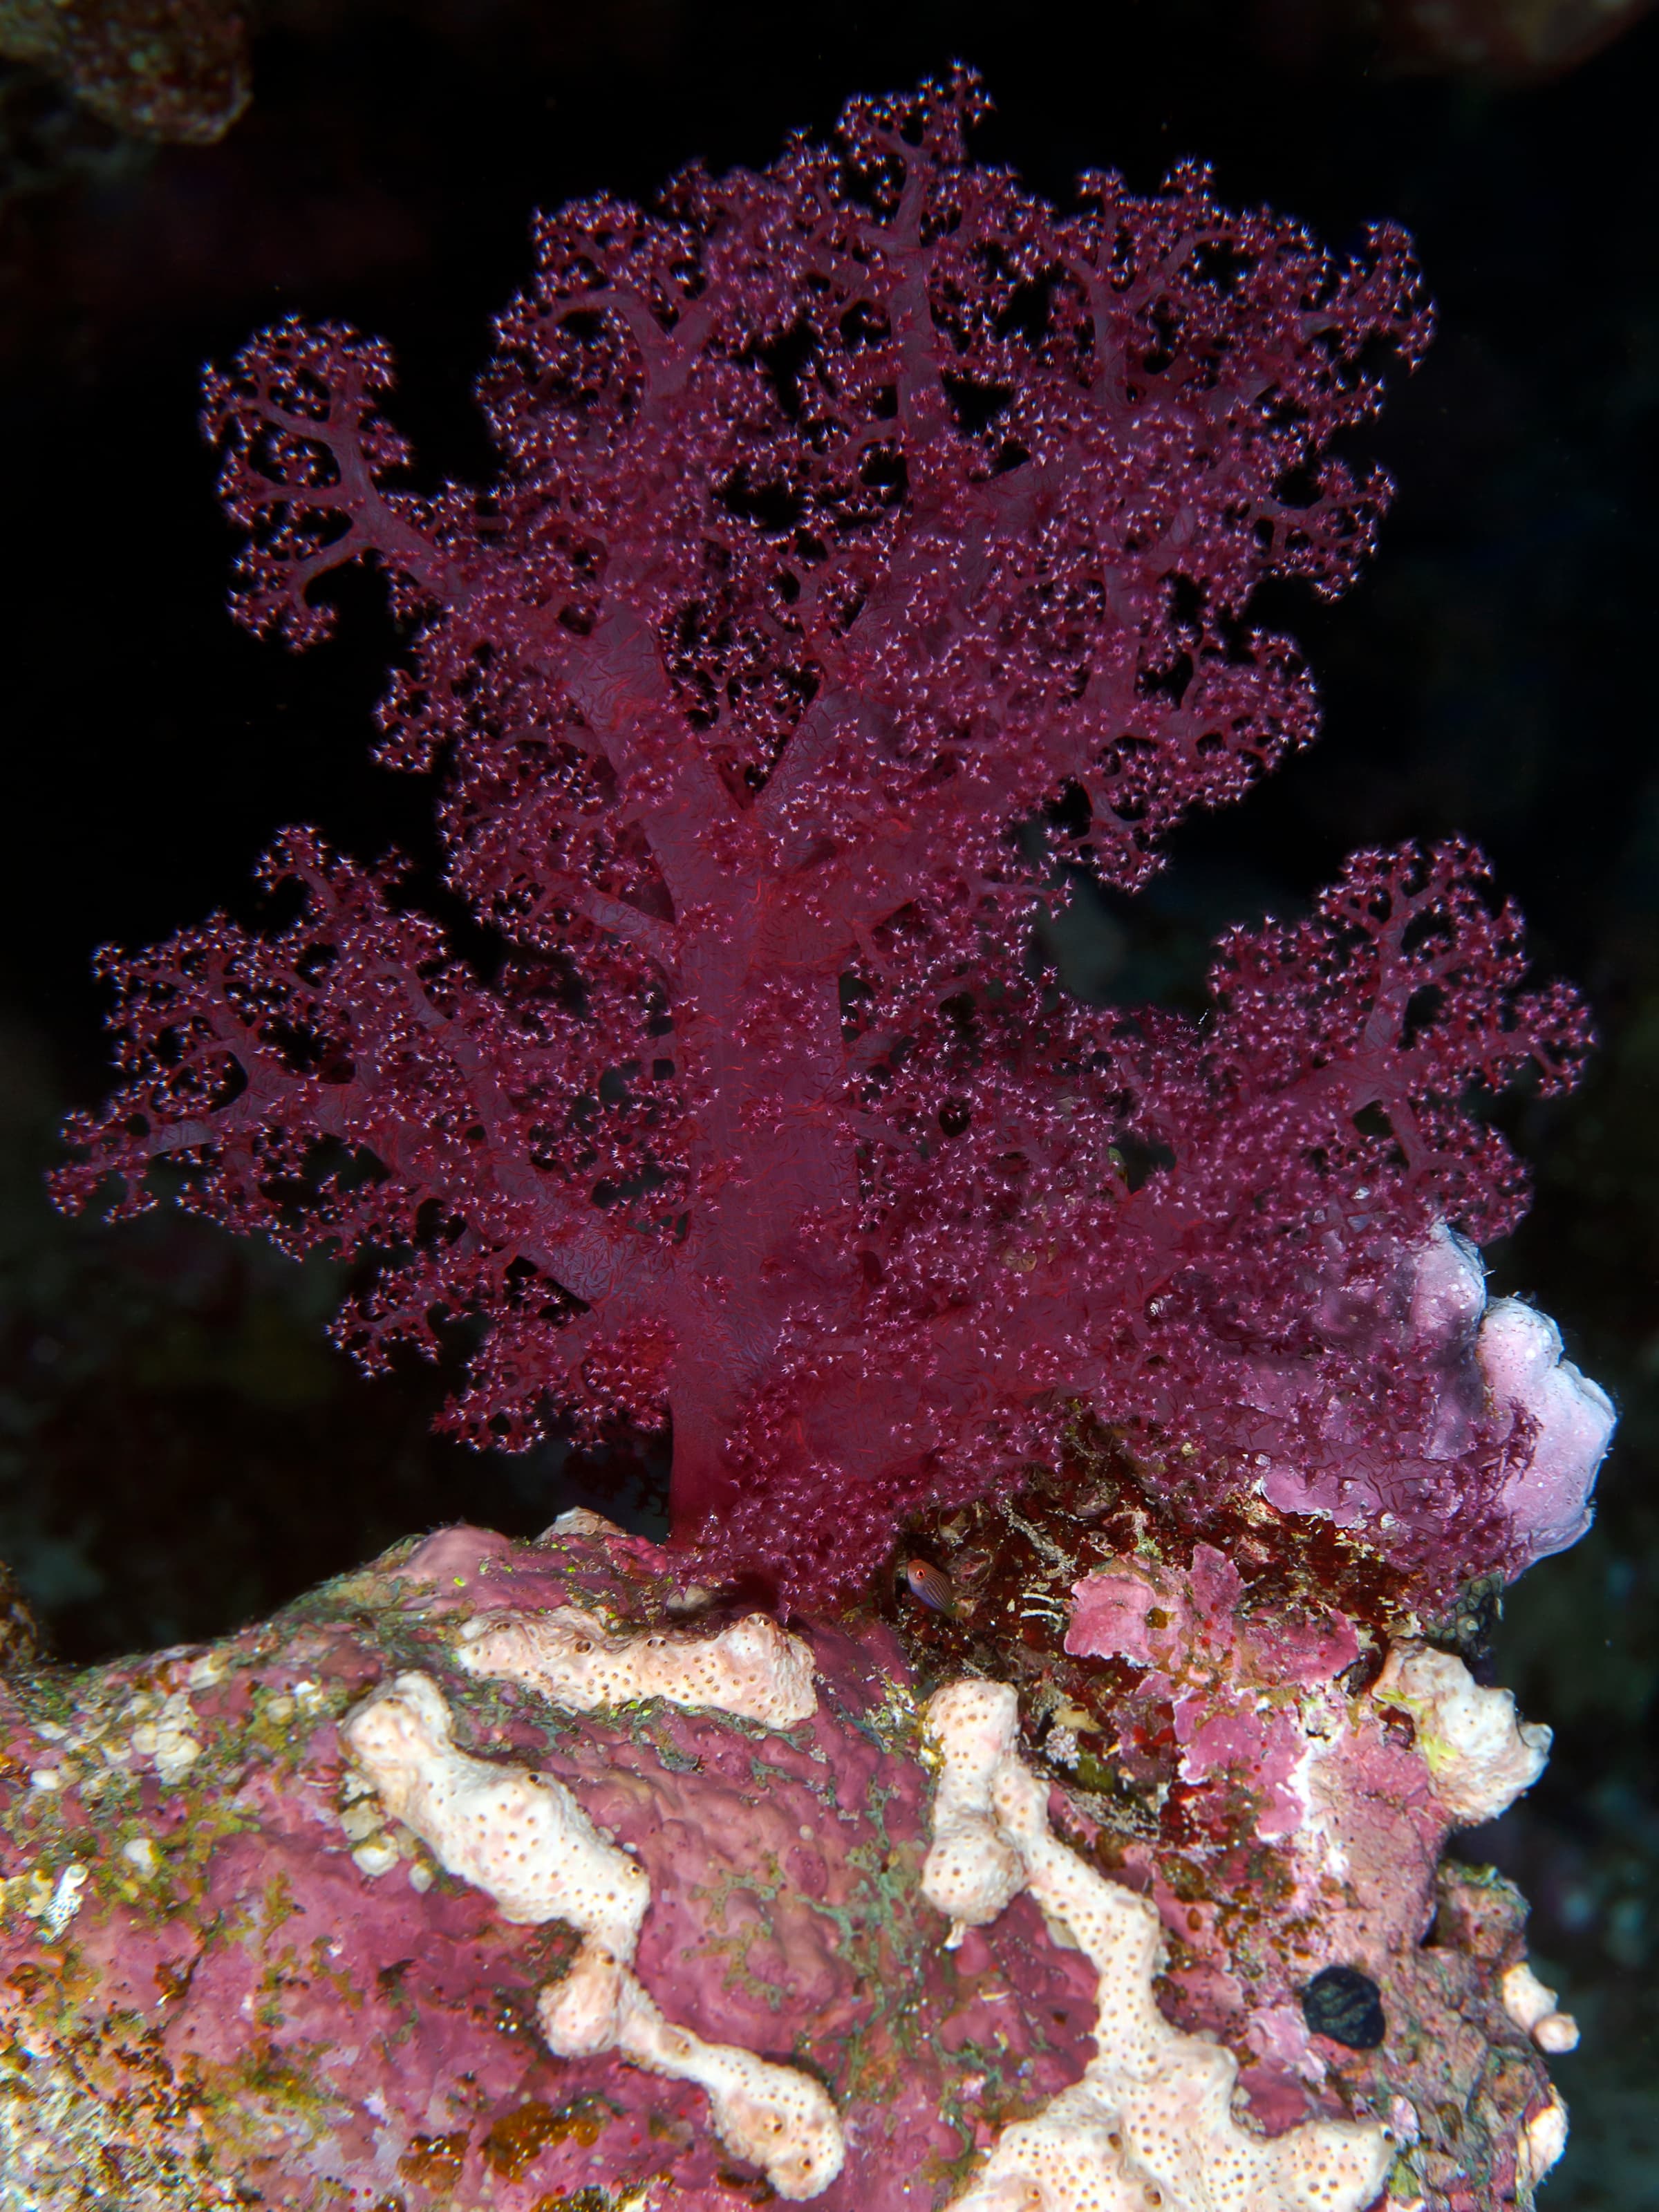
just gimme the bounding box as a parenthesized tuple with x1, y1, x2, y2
(54, 69, 1589, 1606)
(14, 72, 1618, 2212)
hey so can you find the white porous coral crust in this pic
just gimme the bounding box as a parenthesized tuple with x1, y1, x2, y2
(918, 1678, 1028, 1946)
(456, 1604, 818, 1727)
(342, 1671, 650, 1937)
(343, 1671, 844, 2199)
(1373, 1644, 1550, 1826)
(537, 1964, 845, 2200)
(921, 1680, 1394, 2212)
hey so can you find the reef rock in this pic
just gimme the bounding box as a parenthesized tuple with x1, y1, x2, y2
(0, 1510, 1574, 2211)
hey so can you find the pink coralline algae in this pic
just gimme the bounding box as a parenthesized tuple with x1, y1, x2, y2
(1067, 1538, 1358, 1840)
(0, 1520, 1107, 2210)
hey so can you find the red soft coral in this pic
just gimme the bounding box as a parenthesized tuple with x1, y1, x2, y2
(702, 840, 1591, 1600)
(58, 74, 1586, 1604)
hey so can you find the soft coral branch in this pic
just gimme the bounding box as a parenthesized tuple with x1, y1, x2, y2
(61, 73, 1587, 1608)
(699, 841, 1591, 1603)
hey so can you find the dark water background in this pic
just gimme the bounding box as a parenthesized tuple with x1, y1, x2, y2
(1, 3, 1656, 2197)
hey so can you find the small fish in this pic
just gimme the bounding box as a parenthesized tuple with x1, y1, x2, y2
(902, 1558, 957, 1616)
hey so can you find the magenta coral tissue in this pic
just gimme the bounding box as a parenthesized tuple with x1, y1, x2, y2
(4, 67, 1612, 2212)
(1257, 1221, 1615, 1573)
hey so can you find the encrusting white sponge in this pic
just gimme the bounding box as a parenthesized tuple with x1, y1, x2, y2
(343, 1671, 844, 2200)
(538, 1963, 845, 2200)
(922, 1678, 1033, 1947)
(921, 1680, 1394, 2212)
(456, 1604, 817, 1728)
(342, 1670, 650, 1937)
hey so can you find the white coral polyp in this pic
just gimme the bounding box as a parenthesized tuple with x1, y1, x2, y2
(921, 1681, 1393, 2212)
(456, 1603, 817, 1727)
(344, 1671, 843, 2199)
(1373, 1644, 1549, 1826)
(1516, 2094, 1569, 2193)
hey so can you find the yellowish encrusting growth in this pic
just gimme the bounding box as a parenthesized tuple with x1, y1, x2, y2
(1373, 1643, 1550, 1826)
(343, 1671, 843, 2200)
(921, 1680, 1394, 2212)
(455, 1604, 818, 1727)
